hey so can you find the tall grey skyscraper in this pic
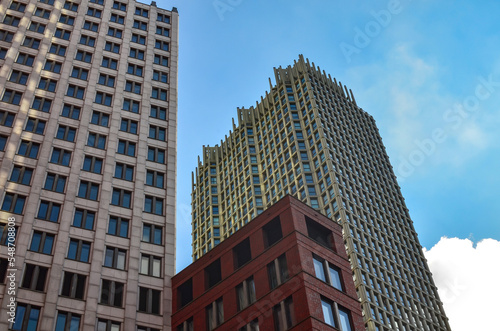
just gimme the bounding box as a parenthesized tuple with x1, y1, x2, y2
(192, 55, 450, 331)
(0, 0, 177, 329)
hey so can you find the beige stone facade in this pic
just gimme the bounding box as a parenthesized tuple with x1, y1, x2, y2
(0, 0, 178, 329)
(192, 55, 450, 331)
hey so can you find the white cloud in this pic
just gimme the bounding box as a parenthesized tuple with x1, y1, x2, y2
(423, 237, 500, 331)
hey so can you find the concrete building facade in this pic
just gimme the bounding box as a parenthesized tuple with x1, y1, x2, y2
(0, 0, 178, 329)
(192, 56, 450, 330)
(173, 195, 366, 331)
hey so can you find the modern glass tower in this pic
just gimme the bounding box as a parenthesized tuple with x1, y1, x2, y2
(192, 55, 450, 331)
(0, 0, 178, 329)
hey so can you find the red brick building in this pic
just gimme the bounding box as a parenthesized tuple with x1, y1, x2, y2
(172, 196, 365, 331)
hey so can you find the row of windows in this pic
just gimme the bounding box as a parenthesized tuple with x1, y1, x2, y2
(4, 301, 162, 331)
(0, 189, 165, 215)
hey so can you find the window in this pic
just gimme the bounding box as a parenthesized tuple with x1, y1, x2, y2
(156, 26, 169, 37)
(9, 70, 29, 85)
(98, 74, 116, 87)
(104, 41, 120, 53)
(90, 0, 103, 4)
(67, 239, 91, 262)
(155, 40, 169, 51)
(73, 208, 95, 230)
(38, 77, 57, 91)
(28, 21, 46, 33)
(49, 43, 66, 56)
(100, 279, 124, 307)
(117, 140, 136, 156)
(16, 53, 35, 66)
(10, 165, 34, 185)
(0, 30, 15, 42)
(1, 111, 15, 127)
(44, 60, 62, 73)
(135, 7, 149, 17)
(150, 105, 167, 120)
(313, 255, 343, 291)
(144, 195, 163, 215)
(149, 125, 166, 141)
(127, 64, 143, 76)
(18, 140, 40, 158)
(3, 15, 21, 27)
(78, 180, 100, 201)
(63, 1, 79, 11)
(91, 111, 109, 126)
(138, 287, 161, 314)
(61, 104, 80, 119)
(71, 67, 89, 81)
(86, 7, 102, 18)
(97, 319, 120, 331)
(0, 259, 8, 282)
(153, 70, 168, 83)
(234, 238, 251, 269)
(133, 20, 147, 30)
(177, 279, 193, 308)
(0, 47, 7, 59)
(10, 1, 26, 12)
(115, 163, 134, 181)
(104, 246, 126, 270)
(236, 276, 256, 311)
(67, 84, 85, 99)
(268, 254, 288, 290)
(44, 173, 67, 193)
(110, 13, 124, 24)
(54, 28, 71, 40)
(157, 13, 170, 23)
(30, 231, 54, 254)
(79, 34, 96, 47)
(55, 311, 81, 331)
(123, 98, 140, 113)
(273, 296, 294, 331)
(142, 223, 162, 245)
(56, 125, 76, 142)
(32, 97, 52, 112)
(147, 147, 165, 163)
(120, 118, 138, 134)
(59, 14, 75, 25)
(146, 170, 164, 188)
(2, 89, 23, 105)
(152, 87, 168, 101)
(95, 92, 113, 106)
(39, 0, 54, 4)
(131, 33, 146, 44)
(75, 50, 92, 62)
(87, 132, 106, 149)
(206, 297, 224, 331)
(140, 254, 161, 277)
(153, 54, 168, 66)
(338, 307, 353, 331)
(306, 217, 334, 250)
(11, 303, 40, 331)
(61, 272, 86, 299)
(112, 1, 126, 10)
(50, 148, 71, 166)
(108, 216, 129, 237)
(111, 188, 132, 208)
(102, 57, 118, 69)
(107, 27, 123, 38)
(238, 319, 259, 331)
(82, 155, 103, 174)
(125, 80, 141, 94)
(83, 20, 99, 32)
(37, 200, 61, 222)
(205, 259, 221, 289)
(263, 217, 282, 248)
(129, 48, 144, 60)
(0, 135, 7, 151)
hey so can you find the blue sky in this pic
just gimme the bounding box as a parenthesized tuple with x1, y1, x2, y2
(161, 1, 500, 321)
